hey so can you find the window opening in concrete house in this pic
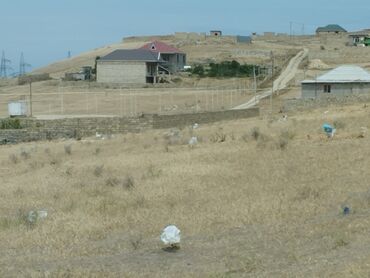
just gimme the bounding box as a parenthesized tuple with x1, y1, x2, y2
(324, 84, 331, 93)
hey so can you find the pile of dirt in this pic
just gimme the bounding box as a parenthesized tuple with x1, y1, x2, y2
(308, 59, 330, 70)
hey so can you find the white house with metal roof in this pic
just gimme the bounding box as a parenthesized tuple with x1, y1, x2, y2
(301, 65, 370, 98)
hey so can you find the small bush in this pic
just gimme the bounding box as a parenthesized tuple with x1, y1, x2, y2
(20, 150, 31, 160)
(64, 144, 72, 155)
(333, 120, 345, 129)
(94, 147, 101, 155)
(9, 154, 19, 164)
(210, 132, 227, 143)
(106, 175, 135, 190)
(280, 129, 296, 140)
(106, 177, 120, 187)
(130, 235, 142, 250)
(250, 127, 261, 141)
(144, 164, 162, 179)
(0, 118, 22, 129)
(94, 165, 104, 177)
(278, 137, 289, 150)
(122, 175, 135, 189)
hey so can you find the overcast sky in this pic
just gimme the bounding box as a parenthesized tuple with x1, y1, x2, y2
(1, 0, 369, 72)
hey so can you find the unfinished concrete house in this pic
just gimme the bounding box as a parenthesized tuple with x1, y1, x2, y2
(301, 65, 370, 99)
(316, 24, 347, 35)
(96, 49, 161, 84)
(210, 30, 222, 37)
(348, 29, 370, 46)
(140, 41, 186, 74)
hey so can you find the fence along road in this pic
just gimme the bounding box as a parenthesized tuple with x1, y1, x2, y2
(232, 48, 309, 110)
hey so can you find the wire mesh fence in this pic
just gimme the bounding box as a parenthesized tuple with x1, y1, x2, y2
(0, 82, 264, 118)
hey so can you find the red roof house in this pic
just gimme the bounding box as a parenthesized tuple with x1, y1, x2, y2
(140, 41, 186, 73)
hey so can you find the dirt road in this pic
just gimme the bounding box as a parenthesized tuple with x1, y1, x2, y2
(232, 48, 308, 110)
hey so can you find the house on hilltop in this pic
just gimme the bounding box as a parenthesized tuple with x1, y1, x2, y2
(96, 49, 162, 84)
(348, 29, 370, 46)
(140, 41, 186, 73)
(301, 65, 370, 98)
(210, 30, 222, 37)
(316, 24, 347, 35)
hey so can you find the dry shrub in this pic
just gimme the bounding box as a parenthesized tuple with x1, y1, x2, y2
(122, 175, 135, 189)
(64, 144, 72, 155)
(250, 127, 261, 141)
(210, 132, 227, 143)
(94, 147, 101, 155)
(105, 175, 134, 190)
(296, 186, 320, 201)
(277, 129, 295, 150)
(20, 150, 31, 160)
(130, 236, 143, 250)
(94, 165, 104, 177)
(277, 137, 289, 150)
(333, 120, 346, 129)
(9, 154, 19, 164)
(144, 164, 162, 179)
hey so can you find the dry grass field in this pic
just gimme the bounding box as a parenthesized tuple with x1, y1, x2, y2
(1, 101, 370, 277)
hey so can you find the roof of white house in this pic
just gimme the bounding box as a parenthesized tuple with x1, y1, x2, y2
(302, 65, 370, 84)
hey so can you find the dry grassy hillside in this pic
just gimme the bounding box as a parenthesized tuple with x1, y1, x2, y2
(31, 34, 300, 79)
(1, 101, 370, 277)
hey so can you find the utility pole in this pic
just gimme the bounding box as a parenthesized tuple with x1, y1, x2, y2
(290, 22, 293, 40)
(270, 51, 274, 114)
(253, 66, 257, 104)
(29, 81, 33, 117)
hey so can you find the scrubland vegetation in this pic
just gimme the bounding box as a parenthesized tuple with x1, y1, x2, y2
(1, 103, 370, 277)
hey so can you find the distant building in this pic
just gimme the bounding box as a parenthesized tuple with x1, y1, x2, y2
(236, 36, 252, 44)
(140, 41, 186, 73)
(210, 30, 222, 37)
(301, 65, 370, 98)
(316, 24, 347, 35)
(348, 29, 370, 46)
(96, 49, 161, 84)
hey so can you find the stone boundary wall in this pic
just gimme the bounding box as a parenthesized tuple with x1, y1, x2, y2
(282, 95, 370, 112)
(0, 116, 153, 144)
(0, 108, 259, 144)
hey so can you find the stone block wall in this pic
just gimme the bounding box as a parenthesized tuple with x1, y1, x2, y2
(0, 108, 259, 144)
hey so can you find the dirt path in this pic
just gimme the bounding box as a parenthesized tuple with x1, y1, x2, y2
(233, 48, 308, 110)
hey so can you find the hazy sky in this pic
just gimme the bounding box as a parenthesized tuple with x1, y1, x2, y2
(1, 0, 369, 72)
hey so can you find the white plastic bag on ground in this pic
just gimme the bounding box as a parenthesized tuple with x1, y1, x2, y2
(188, 136, 198, 146)
(161, 225, 181, 245)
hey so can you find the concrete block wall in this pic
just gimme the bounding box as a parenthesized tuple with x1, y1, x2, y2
(282, 95, 370, 112)
(0, 116, 153, 144)
(0, 108, 259, 144)
(97, 61, 147, 84)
